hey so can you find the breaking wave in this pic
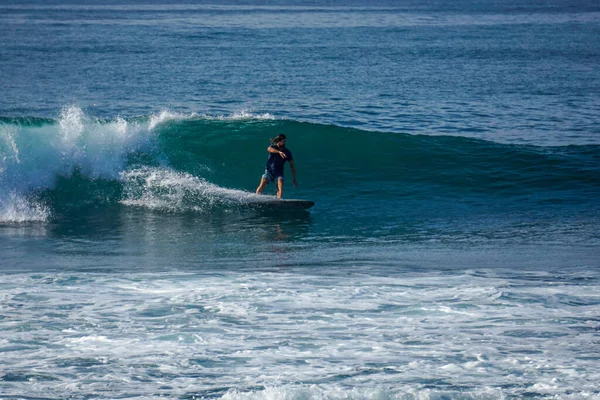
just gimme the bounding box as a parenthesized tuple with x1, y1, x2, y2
(1, 106, 598, 222)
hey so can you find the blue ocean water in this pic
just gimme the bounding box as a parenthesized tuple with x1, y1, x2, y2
(1, 1, 599, 399)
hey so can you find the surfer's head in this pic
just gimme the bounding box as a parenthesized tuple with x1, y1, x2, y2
(271, 134, 287, 147)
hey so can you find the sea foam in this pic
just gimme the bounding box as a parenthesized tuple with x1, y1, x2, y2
(0, 106, 156, 222)
(120, 166, 268, 212)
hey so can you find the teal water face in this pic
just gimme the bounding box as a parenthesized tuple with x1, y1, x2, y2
(1, 1, 600, 399)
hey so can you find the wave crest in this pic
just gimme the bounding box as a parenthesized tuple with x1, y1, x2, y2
(0, 106, 158, 222)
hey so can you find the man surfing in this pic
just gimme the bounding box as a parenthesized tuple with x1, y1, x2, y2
(256, 134, 297, 199)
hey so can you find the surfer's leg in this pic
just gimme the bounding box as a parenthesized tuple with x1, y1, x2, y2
(256, 178, 268, 194)
(276, 178, 284, 198)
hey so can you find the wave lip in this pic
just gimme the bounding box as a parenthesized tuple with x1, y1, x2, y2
(146, 109, 276, 130)
(147, 109, 199, 131)
(216, 110, 275, 121)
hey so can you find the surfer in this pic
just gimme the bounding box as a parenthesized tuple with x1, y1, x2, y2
(256, 134, 297, 199)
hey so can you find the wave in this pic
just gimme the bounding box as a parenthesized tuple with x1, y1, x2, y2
(1, 106, 598, 222)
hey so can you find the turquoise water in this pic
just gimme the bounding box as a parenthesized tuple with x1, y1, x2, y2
(1, 1, 600, 399)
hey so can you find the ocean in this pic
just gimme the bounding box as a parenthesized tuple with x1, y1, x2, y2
(1, 1, 599, 399)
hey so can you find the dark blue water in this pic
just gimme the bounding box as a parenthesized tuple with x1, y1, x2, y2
(1, 1, 599, 399)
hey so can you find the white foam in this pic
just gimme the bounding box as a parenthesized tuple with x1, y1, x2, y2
(0, 123, 20, 166)
(145, 109, 275, 131)
(224, 110, 275, 121)
(203, 109, 276, 121)
(221, 386, 506, 400)
(69, 335, 110, 343)
(148, 109, 197, 131)
(0, 191, 49, 223)
(0, 106, 157, 222)
(120, 166, 269, 212)
(1, 271, 599, 398)
(58, 105, 86, 145)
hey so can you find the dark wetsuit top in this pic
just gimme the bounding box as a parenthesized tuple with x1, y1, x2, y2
(266, 144, 293, 178)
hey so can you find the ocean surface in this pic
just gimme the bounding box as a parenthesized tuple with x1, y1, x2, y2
(1, 1, 600, 399)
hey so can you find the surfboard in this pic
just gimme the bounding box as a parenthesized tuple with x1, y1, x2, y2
(249, 198, 315, 210)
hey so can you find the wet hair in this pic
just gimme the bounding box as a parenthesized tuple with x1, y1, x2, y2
(270, 134, 287, 144)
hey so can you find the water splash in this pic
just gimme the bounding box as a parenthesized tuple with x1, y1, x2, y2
(120, 167, 266, 212)
(0, 192, 49, 223)
(0, 106, 157, 222)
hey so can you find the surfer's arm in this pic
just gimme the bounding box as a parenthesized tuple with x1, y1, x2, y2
(268, 146, 287, 159)
(289, 160, 297, 187)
